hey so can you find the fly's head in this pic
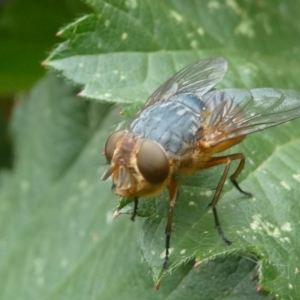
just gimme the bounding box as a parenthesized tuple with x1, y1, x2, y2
(102, 130, 172, 198)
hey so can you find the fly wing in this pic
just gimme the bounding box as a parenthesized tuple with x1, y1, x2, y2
(201, 88, 300, 146)
(144, 57, 228, 107)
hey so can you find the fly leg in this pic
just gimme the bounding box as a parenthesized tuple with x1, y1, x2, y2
(202, 153, 251, 245)
(163, 177, 178, 270)
(131, 197, 139, 221)
(207, 156, 232, 245)
(229, 154, 252, 197)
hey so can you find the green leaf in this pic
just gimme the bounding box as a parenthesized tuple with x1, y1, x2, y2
(44, 0, 300, 102)
(0, 75, 273, 300)
(20, 0, 300, 298)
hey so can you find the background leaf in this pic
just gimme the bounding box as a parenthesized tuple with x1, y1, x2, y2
(0, 0, 88, 93)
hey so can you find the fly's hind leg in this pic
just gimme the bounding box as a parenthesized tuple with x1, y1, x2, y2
(229, 154, 252, 197)
(202, 153, 251, 245)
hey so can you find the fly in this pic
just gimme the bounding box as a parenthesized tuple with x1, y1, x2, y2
(101, 57, 300, 273)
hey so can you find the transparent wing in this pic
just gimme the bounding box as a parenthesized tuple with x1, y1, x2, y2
(144, 57, 228, 107)
(201, 88, 300, 146)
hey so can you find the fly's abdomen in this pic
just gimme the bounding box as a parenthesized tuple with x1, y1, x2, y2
(129, 93, 204, 155)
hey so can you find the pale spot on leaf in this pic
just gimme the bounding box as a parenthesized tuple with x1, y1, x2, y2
(292, 174, 300, 183)
(280, 181, 291, 191)
(235, 20, 255, 38)
(208, 0, 220, 9)
(197, 27, 205, 36)
(170, 10, 183, 22)
(125, 0, 137, 9)
(281, 222, 292, 232)
(121, 32, 128, 40)
(190, 40, 198, 49)
(160, 248, 173, 258)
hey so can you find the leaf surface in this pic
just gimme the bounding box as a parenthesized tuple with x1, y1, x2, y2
(11, 0, 300, 298)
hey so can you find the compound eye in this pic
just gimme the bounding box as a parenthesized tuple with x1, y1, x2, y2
(104, 130, 125, 163)
(137, 140, 169, 184)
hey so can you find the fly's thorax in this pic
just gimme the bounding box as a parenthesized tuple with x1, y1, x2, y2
(102, 130, 176, 198)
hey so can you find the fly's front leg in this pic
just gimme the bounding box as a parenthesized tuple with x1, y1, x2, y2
(202, 153, 251, 245)
(131, 197, 139, 221)
(163, 177, 178, 270)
